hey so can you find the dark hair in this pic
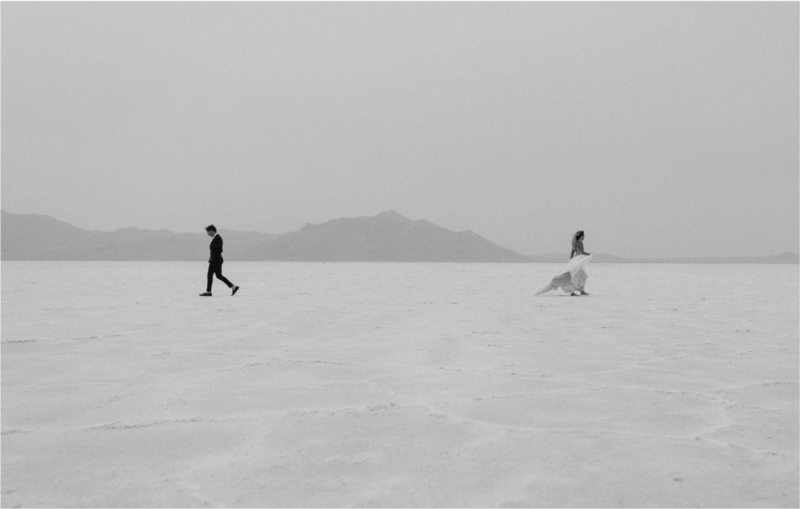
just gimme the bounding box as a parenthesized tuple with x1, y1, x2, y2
(574, 230, 584, 240)
(206, 224, 217, 233)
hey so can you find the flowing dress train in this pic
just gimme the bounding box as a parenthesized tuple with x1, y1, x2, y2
(534, 254, 593, 295)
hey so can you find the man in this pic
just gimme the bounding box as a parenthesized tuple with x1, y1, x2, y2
(199, 225, 240, 297)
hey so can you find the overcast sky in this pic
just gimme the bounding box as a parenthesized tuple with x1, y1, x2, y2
(2, 2, 797, 258)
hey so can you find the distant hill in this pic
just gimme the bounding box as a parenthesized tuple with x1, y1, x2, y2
(619, 252, 800, 264)
(1, 210, 276, 261)
(524, 252, 635, 263)
(242, 210, 530, 262)
(524, 251, 799, 264)
(1, 210, 529, 262)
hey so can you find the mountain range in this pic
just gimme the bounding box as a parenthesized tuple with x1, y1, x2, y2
(2, 210, 796, 263)
(0, 210, 528, 262)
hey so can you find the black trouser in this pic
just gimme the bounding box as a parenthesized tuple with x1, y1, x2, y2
(207, 262, 233, 292)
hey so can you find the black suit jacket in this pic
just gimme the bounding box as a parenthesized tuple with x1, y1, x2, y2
(209, 234, 223, 264)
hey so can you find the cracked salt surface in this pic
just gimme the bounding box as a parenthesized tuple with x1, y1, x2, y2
(2, 261, 798, 507)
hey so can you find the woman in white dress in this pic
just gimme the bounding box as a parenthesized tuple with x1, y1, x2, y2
(569, 231, 590, 296)
(534, 231, 593, 296)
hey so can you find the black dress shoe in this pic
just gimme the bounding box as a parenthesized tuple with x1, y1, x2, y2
(199, 292, 212, 297)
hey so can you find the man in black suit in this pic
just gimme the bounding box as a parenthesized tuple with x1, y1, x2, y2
(200, 225, 240, 297)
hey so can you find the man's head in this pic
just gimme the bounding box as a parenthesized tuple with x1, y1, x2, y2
(206, 225, 217, 237)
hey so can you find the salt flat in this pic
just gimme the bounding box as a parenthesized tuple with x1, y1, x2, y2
(2, 261, 797, 507)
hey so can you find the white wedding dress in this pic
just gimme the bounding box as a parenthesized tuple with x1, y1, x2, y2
(534, 254, 593, 296)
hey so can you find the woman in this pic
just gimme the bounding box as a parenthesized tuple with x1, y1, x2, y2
(534, 230, 593, 297)
(569, 231, 590, 296)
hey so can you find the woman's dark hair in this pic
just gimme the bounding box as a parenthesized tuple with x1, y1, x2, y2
(574, 230, 584, 240)
(206, 225, 217, 233)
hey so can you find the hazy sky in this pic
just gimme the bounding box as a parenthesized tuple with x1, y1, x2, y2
(2, 2, 797, 258)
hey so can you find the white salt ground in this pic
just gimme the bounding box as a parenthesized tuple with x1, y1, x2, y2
(2, 261, 798, 507)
